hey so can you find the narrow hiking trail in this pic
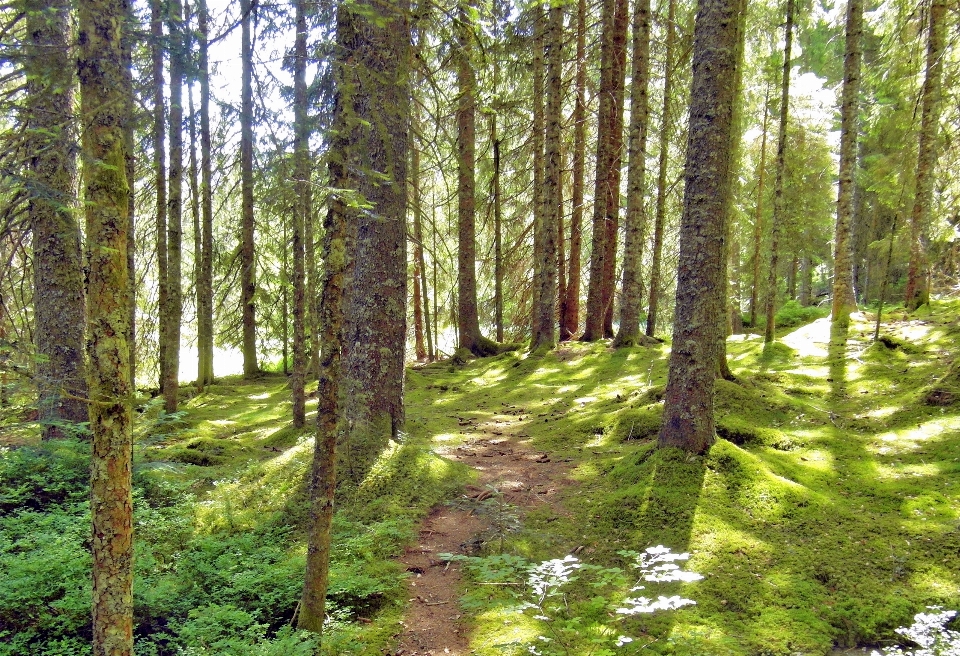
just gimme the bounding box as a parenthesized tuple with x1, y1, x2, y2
(394, 401, 577, 655)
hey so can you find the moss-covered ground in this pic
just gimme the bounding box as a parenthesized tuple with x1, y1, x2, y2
(1, 303, 958, 655)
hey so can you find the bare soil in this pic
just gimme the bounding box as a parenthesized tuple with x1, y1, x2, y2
(393, 422, 574, 655)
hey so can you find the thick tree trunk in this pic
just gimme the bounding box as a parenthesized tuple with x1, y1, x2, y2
(165, 0, 185, 412)
(659, 0, 742, 454)
(831, 0, 862, 332)
(291, 0, 309, 428)
(904, 0, 945, 311)
(78, 0, 134, 650)
(763, 0, 794, 344)
(240, 0, 258, 377)
(24, 0, 88, 439)
(645, 0, 677, 338)
(338, 0, 409, 483)
(531, 3, 560, 352)
(198, 0, 215, 385)
(582, 0, 628, 341)
(561, 0, 587, 340)
(614, 0, 652, 347)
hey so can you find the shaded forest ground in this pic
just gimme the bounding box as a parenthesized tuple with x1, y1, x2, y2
(1, 303, 959, 655)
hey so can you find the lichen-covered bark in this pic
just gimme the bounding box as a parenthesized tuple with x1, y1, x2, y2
(240, 0, 258, 377)
(531, 3, 560, 352)
(659, 0, 741, 454)
(831, 0, 862, 331)
(291, 0, 309, 427)
(164, 0, 185, 412)
(338, 0, 410, 482)
(763, 0, 794, 344)
(78, 0, 134, 649)
(614, 0, 651, 347)
(24, 0, 87, 439)
(645, 0, 677, 338)
(904, 0, 945, 311)
(561, 0, 586, 341)
(582, 0, 628, 341)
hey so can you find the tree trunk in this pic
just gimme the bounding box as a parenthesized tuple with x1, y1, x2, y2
(799, 254, 812, 306)
(78, 0, 134, 649)
(904, 0, 945, 311)
(763, 0, 794, 344)
(291, 0, 309, 428)
(151, 0, 168, 395)
(645, 0, 677, 338)
(749, 86, 770, 330)
(492, 114, 504, 344)
(659, 0, 742, 454)
(531, 3, 560, 352)
(614, 0, 652, 347)
(831, 0, 862, 332)
(412, 98, 433, 360)
(338, 0, 410, 483)
(240, 0, 258, 377)
(24, 0, 87, 439)
(187, 63, 204, 388)
(583, 0, 628, 341)
(561, 0, 587, 340)
(165, 0, 185, 413)
(198, 0, 215, 385)
(455, 1, 493, 356)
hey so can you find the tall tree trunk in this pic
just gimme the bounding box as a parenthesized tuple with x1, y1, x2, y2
(188, 63, 204, 388)
(78, 0, 134, 649)
(904, 0, 946, 311)
(583, 0, 628, 340)
(152, 0, 168, 394)
(291, 0, 309, 428)
(614, 0, 652, 347)
(411, 152, 427, 362)
(561, 0, 587, 340)
(455, 1, 493, 356)
(198, 0, 215, 385)
(165, 0, 185, 413)
(763, 0, 794, 344)
(749, 85, 770, 330)
(412, 97, 433, 360)
(531, 3, 560, 351)
(338, 0, 410, 482)
(122, 3, 136, 390)
(831, 0, 862, 333)
(799, 254, 812, 306)
(240, 0, 258, 376)
(24, 0, 87, 439)
(659, 0, 742, 454)
(645, 0, 677, 338)
(491, 114, 504, 344)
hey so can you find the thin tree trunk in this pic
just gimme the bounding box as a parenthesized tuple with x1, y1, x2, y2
(412, 100, 433, 360)
(904, 0, 946, 311)
(764, 0, 794, 344)
(411, 145, 427, 361)
(799, 254, 812, 306)
(188, 61, 204, 388)
(291, 0, 309, 427)
(492, 114, 504, 344)
(561, 0, 586, 340)
(614, 0, 652, 347)
(198, 0, 215, 385)
(152, 0, 168, 395)
(79, 0, 134, 648)
(659, 0, 743, 454)
(749, 86, 770, 329)
(831, 0, 862, 333)
(25, 0, 87, 439)
(240, 0, 258, 376)
(645, 0, 676, 338)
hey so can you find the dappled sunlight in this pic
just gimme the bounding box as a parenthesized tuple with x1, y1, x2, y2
(247, 392, 272, 400)
(781, 317, 832, 357)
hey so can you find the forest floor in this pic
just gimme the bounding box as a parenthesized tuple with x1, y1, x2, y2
(2, 302, 960, 656)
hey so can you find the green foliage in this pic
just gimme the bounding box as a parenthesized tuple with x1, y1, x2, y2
(774, 299, 828, 328)
(0, 438, 89, 513)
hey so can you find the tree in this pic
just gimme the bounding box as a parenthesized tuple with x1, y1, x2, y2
(240, 0, 258, 377)
(151, 0, 168, 395)
(78, 0, 135, 651)
(24, 0, 87, 439)
(659, 0, 743, 453)
(196, 0, 214, 386)
(613, 0, 652, 347)
(831, 0, 862, 333)
(904, 0, 946, 311)
(290, 0, 309, 428)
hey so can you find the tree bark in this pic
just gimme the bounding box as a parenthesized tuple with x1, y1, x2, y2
(614, 0, 652, 347)
(492, 114, 504, 344)
(291, 0, 309, 428)
(659, 0, 742, 454)
(831, 0, 862, 333)
(24, 0, 88, 439)
(197, 0, 215, 385)
(78, 0, 134, 649)
(904, 0, 945, 311)
(165, 0, 185, 412)
(151, 0, 168, 395)
(561, 0, 587, 340)
(763, 0, 794, 344)
(240, 0, 258, 377)
(749, 85, 770, 330)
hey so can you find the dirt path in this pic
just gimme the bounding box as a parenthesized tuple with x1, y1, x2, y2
(394, 423, 574, 655)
